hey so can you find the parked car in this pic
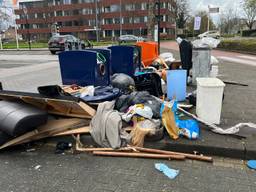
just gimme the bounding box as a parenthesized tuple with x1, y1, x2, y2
(48, 35, 93, 54)
(118, 35, 145, 43)
(198, 31, 220, 39)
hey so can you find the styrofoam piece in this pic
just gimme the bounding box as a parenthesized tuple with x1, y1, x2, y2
(210, 65, 219, 78)
(196, 78, 225, 124)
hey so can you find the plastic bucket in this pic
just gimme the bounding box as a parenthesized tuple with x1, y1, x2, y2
(196, 78, 225, 124)
(167, 70, 187, 101)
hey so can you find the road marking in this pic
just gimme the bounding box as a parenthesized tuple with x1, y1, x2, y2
(237, 55, 256, 61)
(218, 56, 256, 67)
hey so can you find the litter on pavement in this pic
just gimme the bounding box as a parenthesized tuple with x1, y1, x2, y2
(0, 39, 254, 164)
(155, 163, 179, 179)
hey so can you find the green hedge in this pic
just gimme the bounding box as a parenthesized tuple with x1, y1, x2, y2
(218, 39, 256, 54)
(242, 29, 256, 37)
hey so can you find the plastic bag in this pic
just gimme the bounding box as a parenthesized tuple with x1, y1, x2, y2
(211, 56, 219, 65)
(192, 37, 220, 49)
(172, 100, 200, 140)
(160, 102, 180, 140)
(155, 163, 179, 179)
(115, 91, 162, 119)
(80, 86, 95, 97)
(111, 73, 135, 94)
(159, 52, 175, 63)
(122, 104, 153, 122)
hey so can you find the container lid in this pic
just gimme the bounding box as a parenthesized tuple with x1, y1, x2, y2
(196, 78, 225, 87)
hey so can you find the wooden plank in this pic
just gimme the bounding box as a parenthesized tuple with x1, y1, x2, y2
(0, 118, 84, 149)
(53, 126, 90, 136)
(0, 92, 96, 119)
(16, 120, 88, 145)
(78, 101, 96, 117)
(93, 151, 185, 160)
(134, 147, 213, 162)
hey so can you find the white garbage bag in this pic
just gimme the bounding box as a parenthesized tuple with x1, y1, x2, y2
(211, 56, 219, 65)
(192, 37, 220, 49)
(159, 52, 176, 63)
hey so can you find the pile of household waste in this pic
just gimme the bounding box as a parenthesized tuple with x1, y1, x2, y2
(0, 40, 255, 163)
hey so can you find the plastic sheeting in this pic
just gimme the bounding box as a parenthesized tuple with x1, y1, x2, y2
(192, 37, 220, 49)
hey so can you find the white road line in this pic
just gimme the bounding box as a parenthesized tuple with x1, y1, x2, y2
(237, 55, 256, 61)
(217, 56, 256, 67)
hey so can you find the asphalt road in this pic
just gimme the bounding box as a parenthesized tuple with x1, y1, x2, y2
(0, 48, 256, 192)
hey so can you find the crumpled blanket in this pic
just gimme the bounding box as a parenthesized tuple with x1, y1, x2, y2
(90, 101, 131, 149)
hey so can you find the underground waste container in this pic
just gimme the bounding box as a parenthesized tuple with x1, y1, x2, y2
(196, 78, 225, 124)
(192, 47, 211, 84)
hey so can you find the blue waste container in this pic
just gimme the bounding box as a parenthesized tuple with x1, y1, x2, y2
(108, 45, 141, 76)
(58, 50, 110, 86)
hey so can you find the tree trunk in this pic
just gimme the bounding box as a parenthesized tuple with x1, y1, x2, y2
(147, 0, 156, 40)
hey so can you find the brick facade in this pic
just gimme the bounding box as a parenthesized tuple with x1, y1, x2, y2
(15, 0, 176, 41)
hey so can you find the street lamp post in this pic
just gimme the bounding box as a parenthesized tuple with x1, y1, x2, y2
(119, 0, 122, 36)
(23, 7, 31, 50)
(95, 0, 99, 42)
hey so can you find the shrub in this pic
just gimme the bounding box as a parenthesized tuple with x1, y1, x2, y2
(218, 39, 256, 53)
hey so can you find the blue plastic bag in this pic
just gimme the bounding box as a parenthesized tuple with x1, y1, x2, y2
(172, 100, 200, 140)
(155, 163, 179, 179)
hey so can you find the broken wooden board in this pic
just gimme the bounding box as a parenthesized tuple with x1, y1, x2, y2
(53, 126, 90, 136)
(0, 118, 87, 149)
(0, 90, 96, 119)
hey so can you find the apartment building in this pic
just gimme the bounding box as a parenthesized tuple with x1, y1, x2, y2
(14, 0, 176, 41)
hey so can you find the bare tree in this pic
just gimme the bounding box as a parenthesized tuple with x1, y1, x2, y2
(187, 11, 215, 34)
(243, 0, 256, 30)
(175, 0, 190, 29)
(219, 8, 240, 34)
(147, 0, 156, 40)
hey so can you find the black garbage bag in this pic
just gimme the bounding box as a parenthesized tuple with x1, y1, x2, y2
(115, 91, 162, 119)
(111, 73, 135, 94)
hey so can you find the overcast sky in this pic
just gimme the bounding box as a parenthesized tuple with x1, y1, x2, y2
(188, 0, 244, 24)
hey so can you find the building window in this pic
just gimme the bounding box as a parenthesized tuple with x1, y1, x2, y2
(134, 17, 140, 24)
(125, 4, 135, 11)
(88, 19, 96, 26)
(64, 10, 71, 16)
(63, 0, 71, 5)
(114, 18, 121, 24)
(105, 30, 112, 37)
(56, 11, 62, 16)
(32, 24, 38, 29)
(144, 16, 148, 22)
(104, 6, 110, 13)
(110, 5, 120, 12)
(123, 17, 133, 24)
(141, 3, 147, 10)
(104, 18, 113, 24)
(73, 9, 79, 15)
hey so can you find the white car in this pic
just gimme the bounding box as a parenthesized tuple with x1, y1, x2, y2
(198, 31, 220, 39)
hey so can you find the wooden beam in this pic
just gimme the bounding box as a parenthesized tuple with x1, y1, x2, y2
(93, 151, 185, 160)
(53, 126, 90, 136)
